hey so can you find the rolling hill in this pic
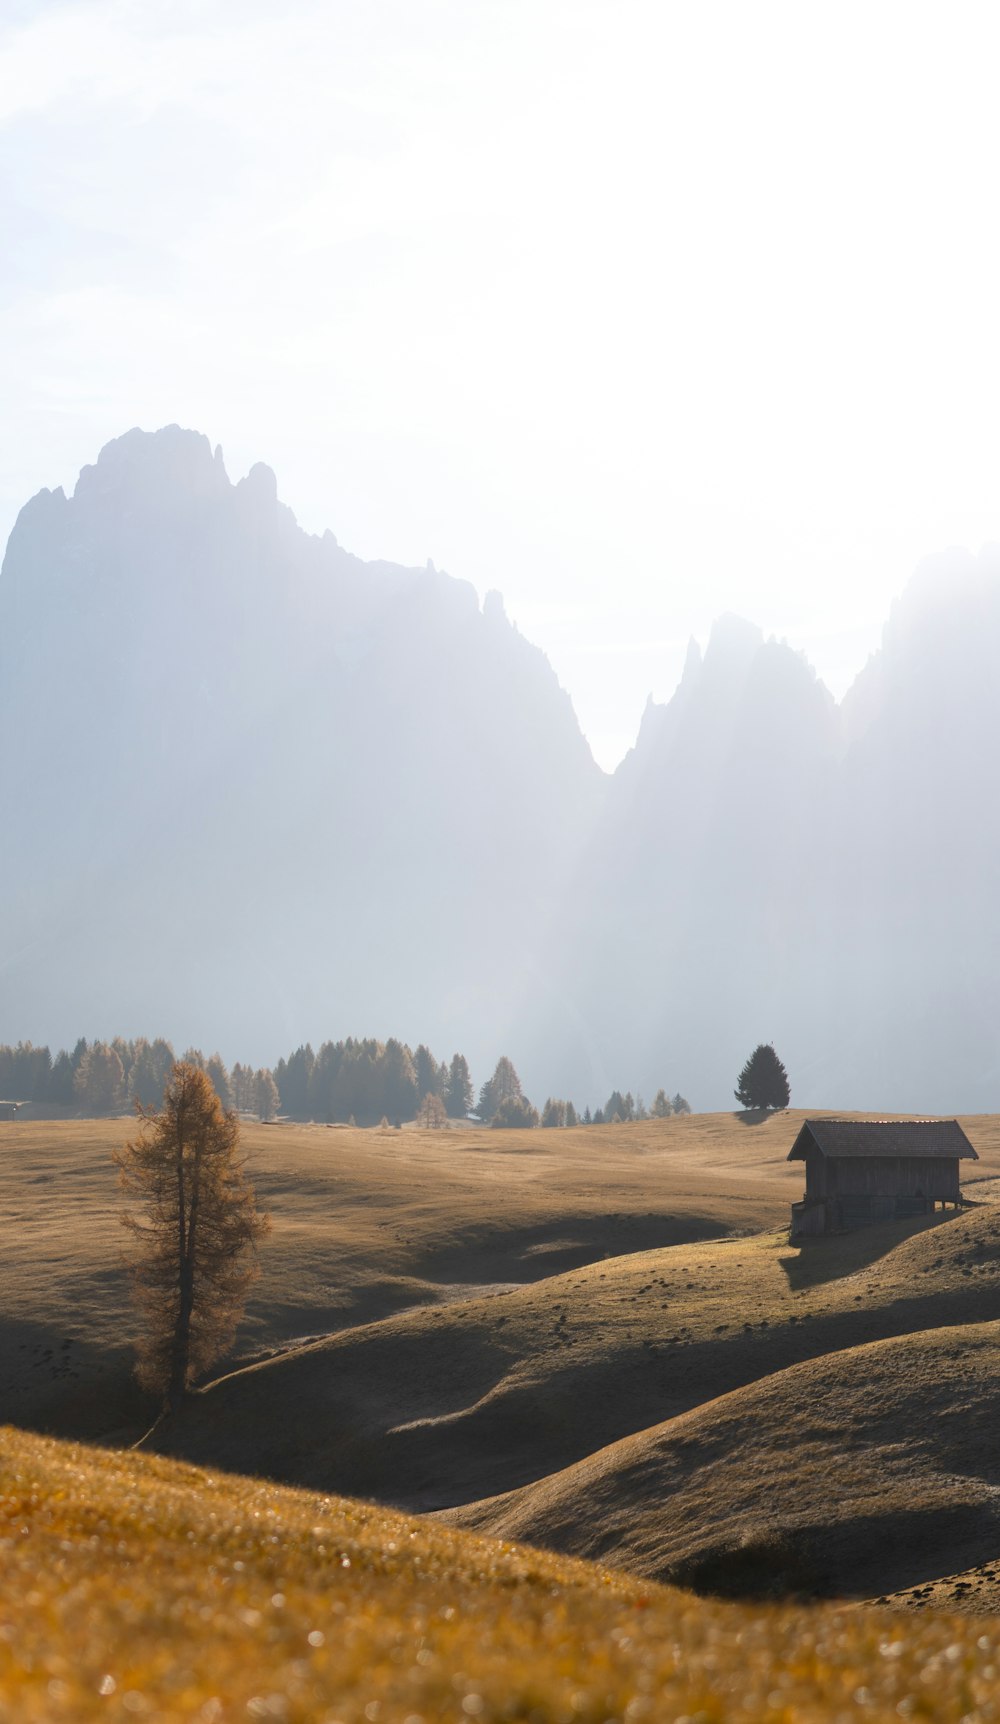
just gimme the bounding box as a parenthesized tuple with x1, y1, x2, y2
(150, 1166, 1000, 1513)
(10, 1107, 1000, 1615)
(4, 1422, 1000, 1724)
(1, 1107, 802, 1441)
(445, 1320, 1000, 1603)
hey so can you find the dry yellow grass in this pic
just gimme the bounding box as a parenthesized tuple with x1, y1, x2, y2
(151, 1185, 1000, 1514)
(444, 1319, 1000, 1603)
(10, 1107, 1000, 1628)
(5, 1424, 1000, 1724)
(0, 1107, 815, 1439)
(881, 1560, 1000, 1615)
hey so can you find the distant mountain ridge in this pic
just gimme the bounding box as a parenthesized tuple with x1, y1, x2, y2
(0, 426, 600, 1094)
(3, 425, 1000, 1110)
(550, 545, 1000, 1111)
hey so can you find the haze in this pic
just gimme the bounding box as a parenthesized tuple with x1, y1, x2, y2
(5, 0, 1000, 768)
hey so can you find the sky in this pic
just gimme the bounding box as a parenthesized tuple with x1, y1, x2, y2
(4, 1, 1000, 769)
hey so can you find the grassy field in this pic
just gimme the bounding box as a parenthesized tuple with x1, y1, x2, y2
(444, 1319, 1000, 1602)
(151, 1181, 1000, 1517)
(882, 1558, 1000, 1614)
(5, 1423, 1000, 1724)
(7, 1106, 1000, 1629)
(1, 1107, 810, 1438)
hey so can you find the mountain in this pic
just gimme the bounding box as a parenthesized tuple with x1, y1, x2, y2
(0, 426, 601, 1087)
(826, 545, 1000, 1105)
(527, 614, 843, 1107)
(4, 426, 1000, 1111)
(540, 544, 1000, 1112)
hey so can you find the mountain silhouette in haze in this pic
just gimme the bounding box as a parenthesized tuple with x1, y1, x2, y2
(0, 426, 600, 1088)
(3, 425, 999, 1111)
(540, 550, 1000, 1111)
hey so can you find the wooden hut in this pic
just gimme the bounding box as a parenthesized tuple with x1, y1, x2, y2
(788, 1118, 977, 1239)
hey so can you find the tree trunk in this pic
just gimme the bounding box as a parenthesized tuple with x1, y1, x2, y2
(164, 1101, 199, 1413)
(165, 1254, 195, 1412)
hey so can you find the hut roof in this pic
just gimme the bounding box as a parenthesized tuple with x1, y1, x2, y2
(787, 1119, 978, 1162)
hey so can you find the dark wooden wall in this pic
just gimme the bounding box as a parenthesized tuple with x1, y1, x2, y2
(803, 1151, 960, 1202)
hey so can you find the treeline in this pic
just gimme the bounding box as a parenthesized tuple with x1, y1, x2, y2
(273, 1040, 473, 1124)
(0, 1036, 689, 1126)
(274, 1044, 690, 1127)
(0, 1039, 280, 1119)
(541, 1088, 691, 1127)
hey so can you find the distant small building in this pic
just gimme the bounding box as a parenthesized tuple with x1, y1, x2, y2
(789, 1118, 978, 1239)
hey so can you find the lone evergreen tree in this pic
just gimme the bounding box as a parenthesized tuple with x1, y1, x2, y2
(114, 1062, 269, 1411)
(734, 1043, 790, 1112)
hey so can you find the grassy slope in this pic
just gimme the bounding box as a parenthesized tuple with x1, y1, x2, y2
(4, 1424, 1000, 1724)
(1, 1108, 806, 1438)
(881, 1559, 1000, 1614)
(11, 1108, 1000, 1615)
(444, 1320, 1000, 1602)
(151, 1185, 1000, 1511)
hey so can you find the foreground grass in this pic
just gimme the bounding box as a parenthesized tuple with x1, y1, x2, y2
(4, 1428, 1000, 1723)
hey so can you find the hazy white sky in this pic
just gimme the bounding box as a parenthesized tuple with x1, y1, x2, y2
(4, 0, 1000, 768)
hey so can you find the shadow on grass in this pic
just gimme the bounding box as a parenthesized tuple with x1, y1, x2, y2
(778, 1208, 962, 1291)
(668, 1501, 1000, 1603)
(732, 1109, 783, 1128)
(422, 1213, 724, 1287)
(667, 1526, 833, 1602)
(0, 1314, 154, 1446)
